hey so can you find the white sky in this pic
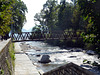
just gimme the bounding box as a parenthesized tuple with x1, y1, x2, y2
(21, 0, 72, 30)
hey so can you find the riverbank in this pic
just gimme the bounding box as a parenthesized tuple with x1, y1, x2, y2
(0, 39, 14, 75)
(14, 42, 40, 75)
(19, 41, 100, 75)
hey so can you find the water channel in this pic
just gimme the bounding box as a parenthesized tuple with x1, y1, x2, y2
(19, 41, 100, 75)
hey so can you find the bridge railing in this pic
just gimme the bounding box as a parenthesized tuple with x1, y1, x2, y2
(42, 63, 95, 75)
(11, 31, 85, 41)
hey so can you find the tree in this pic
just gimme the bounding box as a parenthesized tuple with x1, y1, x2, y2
(34, 13, 44, 26)
(58, 0, 73, 30)
(71, 4, 86, 31)
(32, 25, 41, 33)
(43, 0, 59, 31)
(12, 0, 27, 33)
(78, 0, 100, 52)
(34, 0, 58, 32)
(0, 0, 27, 38)
(0, 0, 13, 36)
(31, 25, 42, 39)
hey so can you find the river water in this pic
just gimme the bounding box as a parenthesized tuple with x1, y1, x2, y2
(19, 41, 100, 75)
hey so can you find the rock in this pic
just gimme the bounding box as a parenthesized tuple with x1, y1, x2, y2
(28, 45, 32, 48)
(25, 52, 28, 55)
(92, 61, 100, 69)
(97, 64, 100, 69)
(20, 42, 25, 45)
(36, 50, 41, 51)
(69, 56, 77, 58)
(38, 55, 51, 63)
(69, 49, 83, 52)
(83, 59, 88, 64)
(92, 61, 99, 66)
(26, 44, 30, 45)
(86, 50, 95, 55)
(87, 61, 91, 64)
(75, 49, 82, 52)
(70, 49, 74, 52)
(36, 54, 41, 57)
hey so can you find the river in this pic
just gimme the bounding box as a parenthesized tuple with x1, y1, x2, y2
(19, 41, 100, 75)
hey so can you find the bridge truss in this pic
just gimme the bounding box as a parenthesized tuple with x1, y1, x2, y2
(11, 31, 84, 42)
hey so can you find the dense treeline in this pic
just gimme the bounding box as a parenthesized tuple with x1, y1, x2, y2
(33, 0, 100, 53)
(33, 0, 86, 33)
(78, 0, 100, 53)
(0, 0, 27, 39)
(33, 0, 85, 48)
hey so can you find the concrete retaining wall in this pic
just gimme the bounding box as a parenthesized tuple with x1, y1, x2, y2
(0, 39, 14, 75)
(43, 63, 95, 75)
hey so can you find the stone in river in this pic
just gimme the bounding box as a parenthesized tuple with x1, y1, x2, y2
(86, 50, 95, 55)
(36, 50, 41, 51)
(75, 49, 83, 52)
(36, 54, 41, 57)
(26, 44, 30, 45)
(38, 55, 51, 63)
(69, 56, 77, 58)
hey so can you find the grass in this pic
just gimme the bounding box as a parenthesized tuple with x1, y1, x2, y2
(9, 43, 15, 68)
(0, 69, 4, 75)
(6, 59, 12, 75)
(0, 43, 15, 75)
(9, 43, 15, 60)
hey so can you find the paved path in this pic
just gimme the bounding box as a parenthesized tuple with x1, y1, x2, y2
(0, 39, 11, 52)
(14, 43, 40, 75)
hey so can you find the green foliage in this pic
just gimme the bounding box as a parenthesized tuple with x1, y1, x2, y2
(12, 0, 27, 33)
(6, 59, 12, 75)
(34, 0, 85, 33)
(33, 0, 86, 48)
(9, 43, 15, 61)
(30, 25, 42, 39)
(42, 0, 58, 31)
(0, 69, 4, 75)
(0, 0, 13, 36)
(32, 25, 41, 33)
(92, 61, 99, 66)
(83, 59, 87, 63)
(9, 43, 15, 69)
(78, 0, 100, 52)
(0, 0, 27, 36)
(83, 59, 100, 67)
(5, 43, 15, 75)
(83, 59, 92, 64)
(58, 1, 73, 30)
(71, 4, 81, 31)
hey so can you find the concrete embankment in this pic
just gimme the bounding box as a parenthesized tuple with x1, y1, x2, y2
(0, 39, 14, 75)
(14, 42, 40, 75)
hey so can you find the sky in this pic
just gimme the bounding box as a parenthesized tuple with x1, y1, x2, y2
(21, 0, 72, 31)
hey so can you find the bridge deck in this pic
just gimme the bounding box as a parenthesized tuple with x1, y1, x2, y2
(11, 31, 84, 42)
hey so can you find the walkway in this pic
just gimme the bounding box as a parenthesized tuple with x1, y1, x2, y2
(14, 43, 40, 75)
(0, 39, 11, 52)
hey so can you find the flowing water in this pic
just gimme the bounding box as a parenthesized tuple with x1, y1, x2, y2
(20, 41, 100, 74)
